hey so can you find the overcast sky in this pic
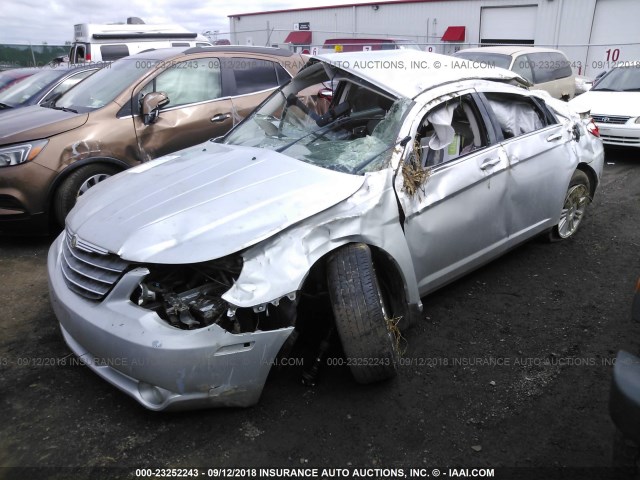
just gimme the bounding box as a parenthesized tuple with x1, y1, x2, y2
(1, 0, 387, 44)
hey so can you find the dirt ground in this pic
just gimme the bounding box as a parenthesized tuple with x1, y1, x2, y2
(0, 148, 639, 480)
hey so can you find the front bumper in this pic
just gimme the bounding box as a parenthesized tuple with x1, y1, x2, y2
(597, 123, 640, 147)
(47, 233, 294, 411)
(0, 161, 56, 234)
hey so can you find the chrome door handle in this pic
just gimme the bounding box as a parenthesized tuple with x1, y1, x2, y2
(211, 113, 231, 123)
(546, 133, 563, 142)
(480, 158, 501, 170)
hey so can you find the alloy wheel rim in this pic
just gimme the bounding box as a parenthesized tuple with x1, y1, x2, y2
(77, 173, 111, 198)
(558, 184, 589, 238)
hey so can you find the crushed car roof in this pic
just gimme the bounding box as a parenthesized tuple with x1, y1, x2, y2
(312, 50, 524, 99)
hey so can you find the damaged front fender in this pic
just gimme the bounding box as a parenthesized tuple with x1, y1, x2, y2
(223, 168, 422, 318)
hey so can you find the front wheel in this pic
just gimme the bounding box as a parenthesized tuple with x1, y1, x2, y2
(326, 243, 400, 384)
(53, 164, 119, 226)
(548, 170, 591, 241)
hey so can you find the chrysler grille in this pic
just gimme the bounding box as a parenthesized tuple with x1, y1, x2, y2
(61, 231, 129, 301)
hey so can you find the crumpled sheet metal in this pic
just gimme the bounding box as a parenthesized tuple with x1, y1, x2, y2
(223, 168, 422, 313)
(532, 90, 604, 168)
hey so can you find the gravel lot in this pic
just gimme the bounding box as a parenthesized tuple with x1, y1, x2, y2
(0, 148, 638, 480)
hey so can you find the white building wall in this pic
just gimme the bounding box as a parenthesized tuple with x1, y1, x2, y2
(229, 0, 638, 76)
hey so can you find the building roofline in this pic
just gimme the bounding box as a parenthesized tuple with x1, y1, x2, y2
(229, 0, 462, 18)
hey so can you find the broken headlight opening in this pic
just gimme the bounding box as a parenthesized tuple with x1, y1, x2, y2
(130, 255, 296, 334)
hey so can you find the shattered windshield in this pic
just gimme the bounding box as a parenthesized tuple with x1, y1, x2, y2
(224, 61, 413, 174)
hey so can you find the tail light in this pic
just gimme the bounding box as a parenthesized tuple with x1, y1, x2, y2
(586, 119, 600, 137)
(85, 52, 91, 61)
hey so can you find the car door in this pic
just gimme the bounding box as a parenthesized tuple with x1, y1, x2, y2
(133, 56, 235, 160)
(399, 91, 511, 295)
(477, 90, 576, 240)
(223, 56, 292, 119)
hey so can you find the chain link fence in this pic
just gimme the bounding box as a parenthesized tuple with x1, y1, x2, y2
(0, 44, 69, 70)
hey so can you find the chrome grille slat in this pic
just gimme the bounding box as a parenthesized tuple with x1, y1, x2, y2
(61, 243, 120, 284)
(592, 114, 631, 125)
(64, 232, 128, 272)
(61, 259, 110, 296)
(60, 230, 130, 301)
(600, 134, 640, 144)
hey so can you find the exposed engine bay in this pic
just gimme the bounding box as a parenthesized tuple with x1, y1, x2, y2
(130, 255, 296, 333)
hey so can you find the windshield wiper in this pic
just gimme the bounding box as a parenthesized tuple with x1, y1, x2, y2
(591, 87, 619, 92)
(351, 135, 412, 174)
(0, 102, 13, 109)
(49, 105, 79, 113)
(621, 88, 640, 92)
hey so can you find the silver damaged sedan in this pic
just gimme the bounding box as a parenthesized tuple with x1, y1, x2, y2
(48, 50, 605, 410)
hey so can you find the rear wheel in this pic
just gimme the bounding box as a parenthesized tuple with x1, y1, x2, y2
(54, 164, 119, 226)
(326, 243, 400, 384)
(548, 169, 590, 241)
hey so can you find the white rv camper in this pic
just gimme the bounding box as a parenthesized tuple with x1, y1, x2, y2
(69, 17, 212, 63)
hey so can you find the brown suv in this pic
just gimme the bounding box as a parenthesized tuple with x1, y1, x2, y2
(0, 46, 305, 234)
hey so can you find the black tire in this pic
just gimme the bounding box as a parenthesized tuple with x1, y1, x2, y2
(548, 169, 591, 241)
(326, 243, 399, 384)
(53, 164, 119, 226)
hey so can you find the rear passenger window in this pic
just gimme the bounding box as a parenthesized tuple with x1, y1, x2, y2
(483, 92, 548, 139)
(511, 54, 534, 84)
(226, 58, 280, 95)
(171, 42, 190, 47)
(100, 44, 130, 61)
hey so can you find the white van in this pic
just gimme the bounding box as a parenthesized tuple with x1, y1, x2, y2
(454, 46, 576, 100)
(69, 18, 212, 63)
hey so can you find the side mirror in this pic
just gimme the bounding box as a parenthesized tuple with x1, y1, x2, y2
(141, 92, 169, 125)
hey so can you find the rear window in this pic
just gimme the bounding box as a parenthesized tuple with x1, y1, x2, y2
(527, 52, 572, 83)
(225, 58, 280, 95)
(550, 52, 572, 80)
(100, 44, 130, 61)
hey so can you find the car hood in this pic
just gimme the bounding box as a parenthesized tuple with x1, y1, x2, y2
(0, 105, 88, 144)
(569, 91, 640, 117)
(67, 142, 365, 264)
